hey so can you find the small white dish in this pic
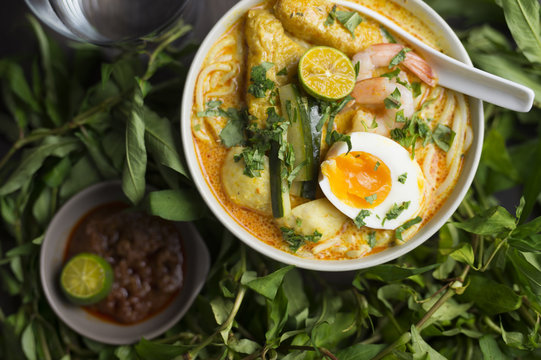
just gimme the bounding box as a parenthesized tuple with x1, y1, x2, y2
(181, 0, 484, 271)
(40, 181, 210, 345)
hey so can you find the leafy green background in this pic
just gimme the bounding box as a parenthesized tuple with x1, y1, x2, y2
(1, 0, 541, 359)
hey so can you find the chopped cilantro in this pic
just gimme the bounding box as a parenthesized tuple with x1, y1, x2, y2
(234, 147, 266, 178)
(325, 5, 363, 38)
(382, 201, 410, 225)
(324, 5, 337, 26)
(433, 124, 456, 152)
(389, 48, 411, 68)
(354, 209, 371, 228)
(380, 25, 397, 43)
(328, 131, 352, 154)
(295, 217, 303, 227)
(395, 216, 422, 241)
(277, 67, 288, 76)
(412, 82, 422, 98)
(381, 68, 401, 79)
(374, 161, 381, 171)
(395, 109, 406, 123)
(335, 11, 363, 38)
(365, 194, 377, 205)
(383, 203, 407, 224)
(197, 100, 228, 118)
(398, 173, 408, 184)
(354, 61, 360, 79)
(247, 62, 275, 98)
(390, 113, 433, 158)
(198, 100, 248, 147)
(219, 109, 246, 147)
(322, 95, 354, 137)
(368, 231, 377, 248)
(280, 227, 322, 252)
(384, 87, 401, 109)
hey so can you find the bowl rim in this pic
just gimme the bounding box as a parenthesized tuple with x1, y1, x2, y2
(181, 0, 484, 271)
(40, 181, 211, 344)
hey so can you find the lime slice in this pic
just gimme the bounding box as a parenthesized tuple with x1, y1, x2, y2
(298, 46, 356, 101)
(60, 253, 113, 306)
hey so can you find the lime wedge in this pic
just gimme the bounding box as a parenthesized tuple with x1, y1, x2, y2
(60, 253, 113, 306)
(298, 46, 356, 101)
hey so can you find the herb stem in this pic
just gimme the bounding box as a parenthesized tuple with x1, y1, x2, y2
(36, 323, 53, 360)
(188, 285, 247, 357)
(373, 265, 471, 360)
(0, 94, 125, 172)
(480, 237, 508, 272)
(483, 316, 502, 334)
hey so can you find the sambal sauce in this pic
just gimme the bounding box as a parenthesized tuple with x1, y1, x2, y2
(64, 202, 184, 324)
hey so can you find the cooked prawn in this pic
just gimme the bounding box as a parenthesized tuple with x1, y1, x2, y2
(352, 43, 436, 86)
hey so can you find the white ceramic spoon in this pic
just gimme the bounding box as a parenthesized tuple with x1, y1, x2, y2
(334, 0, 535, 112)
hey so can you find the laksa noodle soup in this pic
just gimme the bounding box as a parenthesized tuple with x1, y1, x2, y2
(191, 0, 473, 260)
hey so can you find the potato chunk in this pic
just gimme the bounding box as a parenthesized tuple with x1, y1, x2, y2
(222, 147, 272, 215)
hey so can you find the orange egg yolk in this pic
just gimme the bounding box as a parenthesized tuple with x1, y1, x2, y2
(321, 151, 392, 209)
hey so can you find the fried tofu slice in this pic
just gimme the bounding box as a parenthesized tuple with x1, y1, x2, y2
(245, 9, 307, 127)
(274, 0, 383, 56)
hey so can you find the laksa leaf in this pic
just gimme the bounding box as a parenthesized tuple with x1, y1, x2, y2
(357, 263, 439, 283)
(241, 265, 294, 300)
(451, 206, 516, 236)
(143, 189, 205, 222)
(122, 93, 147, 205)
(500, 0, 541, 64)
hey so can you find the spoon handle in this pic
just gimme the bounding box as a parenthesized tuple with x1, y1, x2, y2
(334, 0, 535, 112)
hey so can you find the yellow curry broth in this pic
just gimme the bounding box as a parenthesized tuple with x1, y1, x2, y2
(192, 0, 468, 260)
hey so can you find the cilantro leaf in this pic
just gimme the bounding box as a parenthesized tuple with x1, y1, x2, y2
(395, 109, 406, 123)
(324, 5, 337, 26)
(354, 209, 371, 228)
(433, 124, 456, 152)
(368, 231, 377, 248)
(198, 101, 248, 147)
(280, 227, 322, 252)
(381, 68, 401, 79)
(395, 216, 422, 241)
(412, 82, 422, 98)
(384, 87, 401, 109)
(389, 48, 411, 68)
(398, 173, 408, 184)
(234, 147, 266, 178)
(382, 201, 410, 225)
(328, 131, 352, 153)
(323, 95, 354, 143)
(365, 194, 377, 205)
(219, 109, 246, 147)
(248, 62, 275, 98)
(277, 67, 288, 76)
(335, 11, 363, 38)
(380, 25, 397, 43)
(325, 6, 363, 38)
(197, 100, 229, 118)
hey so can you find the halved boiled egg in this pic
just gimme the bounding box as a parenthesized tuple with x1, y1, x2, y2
(319, 132, 425, 230)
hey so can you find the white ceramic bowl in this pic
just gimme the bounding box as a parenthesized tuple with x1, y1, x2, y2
(40, 181, 210, 344)
(181, 0, 483, 271)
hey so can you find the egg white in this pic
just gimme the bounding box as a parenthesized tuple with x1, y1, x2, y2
(319, 132, 425, 230)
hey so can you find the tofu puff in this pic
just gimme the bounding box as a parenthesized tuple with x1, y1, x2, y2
(245, 9, 307, 126)
(274, 0, 384, 56)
